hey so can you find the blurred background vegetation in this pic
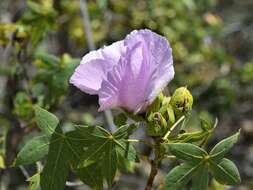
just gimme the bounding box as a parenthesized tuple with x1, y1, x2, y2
(0, 0, 252, 189)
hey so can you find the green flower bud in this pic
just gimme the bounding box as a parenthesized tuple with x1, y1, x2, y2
(170, 87, 193, 117)
(159, 97, 171, 115)
(146, 112, 167, 136)
(166, 105, 175, 125)
(146, 93, 164, 115)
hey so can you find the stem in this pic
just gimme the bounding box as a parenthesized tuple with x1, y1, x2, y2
(127, 139, 153, 148)
(144, 116, 186, 189)
(126, 139, 140, 143)
(66, 181, 84, 187)
(19, 166, 30, 179)
(162, 115, 185, 140)
(164, 155, 176, 160)
(145, 160, 158, 190)
(145, 140, 161, 190)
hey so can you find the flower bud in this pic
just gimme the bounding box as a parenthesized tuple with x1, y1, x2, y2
(146, 112, 168, 136)
(146, 93, 164, 115)
(170, 87, 193, 117)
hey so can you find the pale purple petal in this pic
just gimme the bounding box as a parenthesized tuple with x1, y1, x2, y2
(81, 40, 125, 65)
(124, 29, 174, 108)
(143, 30, 174, 102)
(70, 29, 174, 113)
(70, 59, 108, 94)
(70, 41, 125, 94)
(98, 29, 174, 113)
(99, 42, 149, 112)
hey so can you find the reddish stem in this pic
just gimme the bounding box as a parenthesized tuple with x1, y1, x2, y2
(145, 160, 158, 190)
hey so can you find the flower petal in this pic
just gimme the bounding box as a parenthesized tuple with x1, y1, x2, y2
(99, 42, 150, 112)
(124, 29, 175, 109)
(69, 40, 125, 94)
(143, 30, 174, 102)
(81, 40, 125, 66)
(70, 59, 108, 94)
(98, 29, 174, 113)
(124, 29, 174, 104)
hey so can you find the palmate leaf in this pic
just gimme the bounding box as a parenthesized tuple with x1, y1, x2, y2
(78, 138, 117, 189)
(116, 140, 138, 162)
(77, 124, 137, 190)
(167, 143, 208, 164)
(210, 131, 240, 162)
(162, 162, 203, 190)
(16, 107, 137, 190)
(66, 132, 103, 190)
(102, 142, 118, 188)
(40, 125, 92, 190)
(76, 163, 103, 190)
(40, 126, 70, 190)
(113, 124, 137, 139)
(209, 158, 241, 185)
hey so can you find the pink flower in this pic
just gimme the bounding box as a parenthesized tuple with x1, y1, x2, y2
(70, 29, 174, 113)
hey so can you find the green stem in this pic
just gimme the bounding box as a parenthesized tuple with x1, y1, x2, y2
(162, 115, 185, 140)
(126, 139, 154, 148)
(164, 155, 176, 160)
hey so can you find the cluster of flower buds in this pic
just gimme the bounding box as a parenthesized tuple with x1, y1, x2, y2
(146, 87, 193, 136)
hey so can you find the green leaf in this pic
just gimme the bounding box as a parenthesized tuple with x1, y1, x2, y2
(113, 124, 137, 139)
(192, 164, 209, 190)
(76, 163, 103, 190)
(167, 105, 175, 124)
(14, 136, 49, 166)
(117, 153, 134, 173)
(76, 125, 137, 190)
(64, 129, 91, 163)
(35, 51, 60, 68)
(210, 131, 240, 162)
(114, 125, 138, 162)
(65, 129, 104, 189)
(78, 133, 116, 189)
(175, 130, 209, 143)
(116, 140, 138, 162)
(40, 126, 69, 190)
(209, 158, 241, 185)
(35, 106, 59, 136)
(162, 162, 202, 190)
(76, 125, 111, 140)
(113, 113, 127, 127)
(28, 173, 40, 190)
(167, 143, 208, 163)
(27, 1, 44, 15)
(102, 143, 117, 189)
(200, 117, 217, 131)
